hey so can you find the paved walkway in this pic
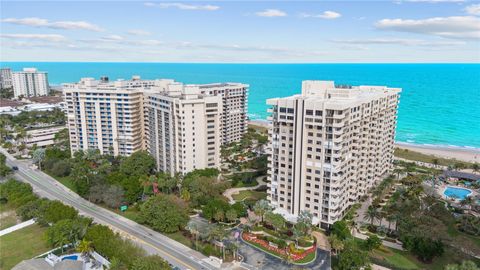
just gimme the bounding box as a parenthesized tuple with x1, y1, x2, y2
(223, 176, 266, 204)
(352, 229, 403, 250)
(0, 219, 35, 236)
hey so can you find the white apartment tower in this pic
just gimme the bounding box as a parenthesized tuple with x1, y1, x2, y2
(0, 68, 13, 89)
(12, 68, 49, 98)
(64, 77, 146, 156)
(198, 84, 249, 144)
(145, 84, 223, 174)
(267, 81, 400, 228)
(64, 76, 248, 175)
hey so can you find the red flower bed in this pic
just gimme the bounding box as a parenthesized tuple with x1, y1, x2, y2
(242, 232, 316, 262)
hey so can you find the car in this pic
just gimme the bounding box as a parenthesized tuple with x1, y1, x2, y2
(11, 166, 18, 171)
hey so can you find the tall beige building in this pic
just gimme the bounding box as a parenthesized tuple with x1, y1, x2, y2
(198, 83, 249, 144)
(64, 77, 146, 156)
(145, 84, 223, 175)
(64, 77, 248, 174)
(266, 81, 400, 228)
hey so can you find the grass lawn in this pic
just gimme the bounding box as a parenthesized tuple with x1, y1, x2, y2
(371, 247, 420, 270)
(233, 179, 258, 188)
(232, 190, 266, 202)
(0, 223, 50, 270)
(0, 210, 19, 230)
(52, 175, 77, 192)
(394, 148, 473, 168)
(370, 245, 480, 270)
(165, 231, 193, 248)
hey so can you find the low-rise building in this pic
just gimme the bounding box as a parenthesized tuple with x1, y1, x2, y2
(24, 126, 65, 148)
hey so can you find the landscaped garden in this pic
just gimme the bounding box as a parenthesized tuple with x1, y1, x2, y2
(333, 159, 480, 270)
(240, 200, 318, 265)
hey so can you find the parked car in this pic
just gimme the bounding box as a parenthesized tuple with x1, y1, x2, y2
(11, 166, 18, 171)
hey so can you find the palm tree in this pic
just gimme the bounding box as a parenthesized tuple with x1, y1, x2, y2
(432, 158, 439, 168)
(76, 239, 93, 260)
(329, 234, 344, 255)
(364, 206, 380, 226)
(186, 221, 200, 250)
(472, 163, 480, 173)
(460, 196, 473, 209)
(386, 214, 395, 232)
(253, 199, 271, 223)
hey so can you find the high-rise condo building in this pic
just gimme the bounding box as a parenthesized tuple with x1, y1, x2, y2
(266, 81, 400, 228)
(198, 84, 249, 144)
(145, 84, 223, 174)
(64, 77, 147, 156)
(12, 68, 49, 98)
(64, 76, 248, 175)
(0, 68, 13, 89)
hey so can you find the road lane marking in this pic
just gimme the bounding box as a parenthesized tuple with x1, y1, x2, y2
(15, 167, 203, 270)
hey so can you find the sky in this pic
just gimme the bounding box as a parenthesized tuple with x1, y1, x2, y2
(1, 0, 479, 63)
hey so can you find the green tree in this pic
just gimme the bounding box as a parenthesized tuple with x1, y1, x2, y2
(337, 241, 371, 270)
(404, 236, 444, 263)
(231, 202, 247, 218)
(253, 199, 271, 223)
(76, 238, 93, 258)
(119, 151, 155, 178)
(472, 163, 480, 173)
(330, 220, 351, 240)
(139, 194, 189, 233)
(202, 198, 230, 221)
(365, 235, 382, 251)
(264, 211, 285, 231)
(46, 219, 86, 251)
(329, 234, 344, 255)
(225, 208, 238, 222)
(32, 148, 46, 170)
(130, 255, 170, 270)
(0, 153, 12, 176)
(214, 209, 225, 222)
(445, 260, 480, 270)
(38, 200, 78, 225)
(364, 206, 380, 226)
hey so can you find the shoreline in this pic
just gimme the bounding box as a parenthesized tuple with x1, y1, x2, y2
(248, 120, 480, 163)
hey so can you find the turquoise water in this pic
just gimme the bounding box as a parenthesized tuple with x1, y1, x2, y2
(443, 186, 472, 200)
(1, 63, 479, 149)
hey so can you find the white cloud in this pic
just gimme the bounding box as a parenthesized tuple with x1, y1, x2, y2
(331, 38, 466, 46)
(144, 2, 219, 11)
(375, 16, 480, 39)
(102, 35, 124, 41)
(127, 29, 151, 36)
(465, 4, 480, 15)
(1, 33, 67, 42)
(1, 17, 104, 32)
(301, 11, 341, 19)
(255, 9, 287, 17)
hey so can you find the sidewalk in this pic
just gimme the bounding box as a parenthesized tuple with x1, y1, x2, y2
(223, 175, 266, 204)
(352, 229, 403, 250)
(0, 219, 35, 236)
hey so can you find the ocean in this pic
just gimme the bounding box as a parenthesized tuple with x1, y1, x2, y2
(1, 62, 479, 149)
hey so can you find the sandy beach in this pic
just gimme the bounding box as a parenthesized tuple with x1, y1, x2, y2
(249, 120, 480, 163)
(395, 143, 480, 163)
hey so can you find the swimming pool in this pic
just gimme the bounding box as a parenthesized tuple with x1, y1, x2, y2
(61, 255, 78, 261)
(443, 186, 472, 200)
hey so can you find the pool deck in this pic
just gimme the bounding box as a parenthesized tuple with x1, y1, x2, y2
(436, 184, 477, 202)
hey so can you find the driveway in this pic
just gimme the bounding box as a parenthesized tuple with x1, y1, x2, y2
(231, 230, 331, 270)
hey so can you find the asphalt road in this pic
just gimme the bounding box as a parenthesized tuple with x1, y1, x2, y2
(1, 148, 217, 270)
